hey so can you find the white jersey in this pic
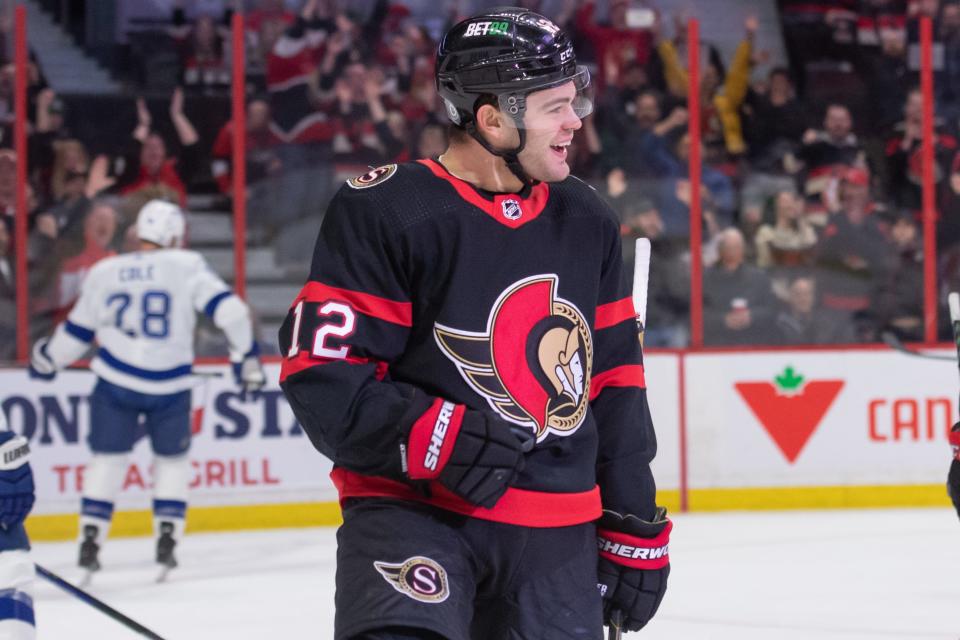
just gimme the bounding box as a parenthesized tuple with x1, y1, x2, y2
(45, 249, 254, 395)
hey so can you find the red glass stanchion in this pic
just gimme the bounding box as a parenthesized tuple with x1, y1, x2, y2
(231, 11, 247, 300)
(687, 18, 703, 348)
(920, 15, 937, 344)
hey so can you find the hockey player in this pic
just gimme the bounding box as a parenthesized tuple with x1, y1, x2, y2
(950, 422, 960, 520)
(0, 409, 36, 639)
(29, 199, 265, 578)
(279, 8, 669, 639)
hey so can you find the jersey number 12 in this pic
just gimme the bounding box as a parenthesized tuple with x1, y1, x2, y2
(287, 300, 356, 359)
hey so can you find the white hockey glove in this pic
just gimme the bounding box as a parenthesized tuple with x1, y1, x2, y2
(29, 338, 57, 381)
(233, 349, 266, 400)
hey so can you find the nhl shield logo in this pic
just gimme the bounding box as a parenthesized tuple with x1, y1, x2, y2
(374, 556, 449, 603)
(501, 198, 522, 220)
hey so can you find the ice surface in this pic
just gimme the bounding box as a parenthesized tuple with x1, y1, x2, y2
(31, 508, 960, 639)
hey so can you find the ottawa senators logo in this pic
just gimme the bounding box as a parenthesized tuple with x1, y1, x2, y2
(347, 164, 397, 189)
(374, 556, 449, 603)
(434, 274, 592, 441)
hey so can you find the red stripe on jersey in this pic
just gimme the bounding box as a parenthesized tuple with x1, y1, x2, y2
(300, 281, 412, 326)
(406, 399, 465, 480)
(597, 520, 672, 570)
(590, 365, 646, 400)
(417, 158, 549, 229)
(595, 298, 636, 330)
(279, 351, 388, 383)
(331, 468, 601, 527)
(950, 424, 960, 447)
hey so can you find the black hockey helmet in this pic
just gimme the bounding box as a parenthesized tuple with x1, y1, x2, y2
(436, 7, 592, 182)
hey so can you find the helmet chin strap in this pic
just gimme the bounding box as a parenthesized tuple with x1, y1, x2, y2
(464, 119, 536, 186)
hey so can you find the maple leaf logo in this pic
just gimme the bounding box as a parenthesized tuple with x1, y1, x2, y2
(734, 366, 844, 463)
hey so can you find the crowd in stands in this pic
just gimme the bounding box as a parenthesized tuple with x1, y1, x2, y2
(3, 0, 960, 358)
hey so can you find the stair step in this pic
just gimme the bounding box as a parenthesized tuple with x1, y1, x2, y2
(24, 0, 121, 94)
(245, 283, 301, 320)
(200, 246, 288, 282)
(187, 193, 230, 211)
(186, 213, 270, 246)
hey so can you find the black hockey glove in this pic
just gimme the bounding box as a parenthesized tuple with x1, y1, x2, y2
(596, 507, 671, 633)
(404, 399, 531, 508)
(949, 422, 960, 520)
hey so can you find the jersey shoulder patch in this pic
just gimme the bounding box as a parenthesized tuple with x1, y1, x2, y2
(346, 164, 398, 190)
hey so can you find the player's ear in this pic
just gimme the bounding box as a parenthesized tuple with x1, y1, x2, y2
(476, 103, 514, 148)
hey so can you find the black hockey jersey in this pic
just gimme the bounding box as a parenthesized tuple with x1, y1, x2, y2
(279, 159, 659, 526)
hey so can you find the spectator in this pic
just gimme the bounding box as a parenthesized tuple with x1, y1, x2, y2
(575, 0, 654, 90)
(884, 88, 957, 210)
(0, 149, 16, 216)
(774, 275, 856, 345)
(741, 68, 806, 221)
(49, 201, 119, 322)
(113, 89, 200, 217)
(598, 166, 635, 217)
(617, 89, 686, 179)
(566, 112, 604, 180)
(246, 0, 296, 69)
(266, 0, 334, 145)
(30, 89, 74, 201)
(620, 197, 690, 347)
(703, 228, 778, 345)
(657, 16, 756, 161)
(780, 0, 860, 93)
(0, 216, 13, 360)
(365, 66, 408, 163)
(210, 97, 282, 197)
(48, 139, 89, 204)
(39, 166, 89, 240)
(331, 62, 397, 167)
(876, 211, 925, 341)
(798, 104, 868, 218)
(597, 60, 656, 139)
(170, 1, 230, 92)
(938, 2, 960, 120)
(859, 24, 911, 130)
(0, 215, 11, 297)
(815, 168, 894, 339)
(755, 190, 819, 299)
(263, 0, 340, 268)
(651, 132, 736, 239)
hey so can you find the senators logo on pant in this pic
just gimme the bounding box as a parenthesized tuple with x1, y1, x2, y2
(373, 556, 450, 603)
(434, 274, 592, 441)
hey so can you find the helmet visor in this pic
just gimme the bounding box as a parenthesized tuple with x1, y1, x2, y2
(497, 66, 593, 130)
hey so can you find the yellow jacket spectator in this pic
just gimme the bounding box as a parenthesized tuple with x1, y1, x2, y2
(657, 19, 755, 157)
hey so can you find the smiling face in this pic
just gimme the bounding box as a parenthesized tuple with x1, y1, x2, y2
(513, 80, 584, 182)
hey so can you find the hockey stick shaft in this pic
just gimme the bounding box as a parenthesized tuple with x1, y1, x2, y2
(633, 238, 651, 345)
(604, 239, 652, 640)
(35, 564, 167, 640)
(880, 331, 956, 361)
(12, 364, 225, 378)
(608, 608, 623, 640)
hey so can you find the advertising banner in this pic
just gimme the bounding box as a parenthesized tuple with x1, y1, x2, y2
(684, 349, 957, 488)
(1, 364, 334, 515)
